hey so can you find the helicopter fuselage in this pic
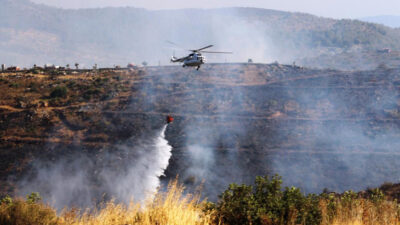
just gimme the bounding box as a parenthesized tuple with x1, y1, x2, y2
(169, 44, 231, 70)
(182, 53, 205, 67)
(171, 52, 205, 70)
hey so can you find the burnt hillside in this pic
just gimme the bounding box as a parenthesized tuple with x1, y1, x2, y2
(1, 63, 400, 202)
(132, 64, 400, 198)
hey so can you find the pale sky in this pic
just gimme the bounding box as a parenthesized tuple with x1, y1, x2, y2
(30, 0, 400, 19)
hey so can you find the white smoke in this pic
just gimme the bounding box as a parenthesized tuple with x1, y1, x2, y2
(16, 124, 172, 209)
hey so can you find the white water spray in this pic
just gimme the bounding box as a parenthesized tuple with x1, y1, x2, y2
(96, 124, 173, 202)
(154, 124, 173, 179)
(17, 124, 173, 209)
(135, 124, 172, 198)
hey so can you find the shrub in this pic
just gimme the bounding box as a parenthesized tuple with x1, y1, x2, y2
(83, 87, 102, 100)
(341, 190, 357, 206)
(211, 175, 322, 225)
(216, 183, 258, 225)
(26, 192, 41, 204)
(0, 196, 13, 205)
(50, 86, 68, 98)
(367, 188, 384, 204)
(31, 69, 40, 74)
(67, 81, 76, 88)
(281, 189, 321, 225)
(9, 83, 19, 88)
(0, 196, 59, 225)
(50, 70, 64, 76)
(28, 82, 39, 92)
(320, 193, 337, 223)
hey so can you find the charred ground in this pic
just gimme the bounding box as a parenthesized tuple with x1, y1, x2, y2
(1, 63, 400, 201)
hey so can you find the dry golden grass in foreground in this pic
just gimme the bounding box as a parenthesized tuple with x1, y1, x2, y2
(62, 180, 212, 225)
(0, 181, 212, 225)
(320, 198, 400, 225)
(2, 180, 400, 225)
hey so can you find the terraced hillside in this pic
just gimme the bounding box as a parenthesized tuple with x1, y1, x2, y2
(1, 63, 400, 203)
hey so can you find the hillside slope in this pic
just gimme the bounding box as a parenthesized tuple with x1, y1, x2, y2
(1, 0, 400, 69)
(1, 64, 400, 203)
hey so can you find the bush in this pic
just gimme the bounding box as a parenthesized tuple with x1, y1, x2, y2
(28, 82, 39, 92)
(31, 69, 40, 74)
(367, 188, 384, 203)
(26, 192, 41, 204)
(282, 189, 321, 225)
(9, 83, 19, 88)
(83, 87, 102, 100)
(67, 80, 76, 88)
(50, 86, 67, 98)
(215, 183, 258, 225)
(0, 195, 13, 205)
(210, 175, 322, 225)
(0, 195, 59, 225)
(50, 70, 64, 77)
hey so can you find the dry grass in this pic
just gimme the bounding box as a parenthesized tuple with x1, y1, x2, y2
(320, 198, 400, 225)
(2, 182, 400, 225)
(0, 197, 61, 225)
(1, 181, 213, 225)
(63, 180, 212, 225)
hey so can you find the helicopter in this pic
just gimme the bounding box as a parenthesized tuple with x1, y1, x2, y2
(170, 44, 232, 70)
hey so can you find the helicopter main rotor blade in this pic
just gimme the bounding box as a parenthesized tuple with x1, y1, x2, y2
(166, 40, 179, 47)
(200, 51, 233, 54)
(191, 45, 214, 52)
(166, 40, 188, 51)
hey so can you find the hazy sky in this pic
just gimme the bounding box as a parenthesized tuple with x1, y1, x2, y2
(30, 0, 400, 19)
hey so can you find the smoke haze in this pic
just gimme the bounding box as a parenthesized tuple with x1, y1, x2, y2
(3, 1, 400, 70)
(132, 64, 400, 200)
(3, 0, 400, 208)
